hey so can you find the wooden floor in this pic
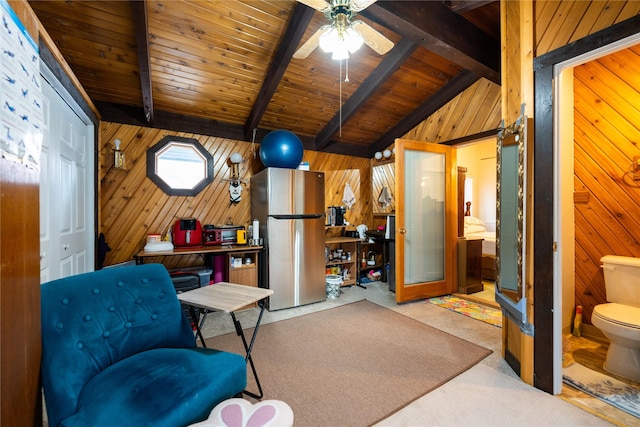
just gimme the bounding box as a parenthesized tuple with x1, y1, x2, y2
(459, 281, 499, 308)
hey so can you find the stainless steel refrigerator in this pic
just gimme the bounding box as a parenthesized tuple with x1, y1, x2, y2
(250, 168, 326, 310)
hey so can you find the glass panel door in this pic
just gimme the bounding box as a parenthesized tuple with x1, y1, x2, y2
(404, 150, 445, 283)
(395, 139, 456, 303)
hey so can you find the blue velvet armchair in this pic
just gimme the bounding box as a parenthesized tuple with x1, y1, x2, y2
(41, 264, 247, 427)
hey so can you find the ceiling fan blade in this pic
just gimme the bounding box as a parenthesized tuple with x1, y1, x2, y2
(293, 25, 332, 59)
(351, 21, 394, 55)
(296, 0, 331, 12)
(351, 0, 377, 12)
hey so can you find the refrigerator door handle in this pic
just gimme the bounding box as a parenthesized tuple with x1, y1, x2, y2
(271, 214, 324, 220)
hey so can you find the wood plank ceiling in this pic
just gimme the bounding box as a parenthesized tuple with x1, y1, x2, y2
(29, 0, 500, 158)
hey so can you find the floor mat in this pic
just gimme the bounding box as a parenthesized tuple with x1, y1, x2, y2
(563, 362, 640, 419)
(427, 296, 502, 328)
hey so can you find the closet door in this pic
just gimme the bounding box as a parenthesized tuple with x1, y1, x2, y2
(40, 68, 95, 283)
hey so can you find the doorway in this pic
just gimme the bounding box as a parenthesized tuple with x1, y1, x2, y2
(456, 139, 497, 307)
(551, 33, 640, 394)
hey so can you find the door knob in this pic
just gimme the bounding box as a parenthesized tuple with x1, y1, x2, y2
(399, 228, 406, 234)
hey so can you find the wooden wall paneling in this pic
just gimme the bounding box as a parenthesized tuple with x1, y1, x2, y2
(568, 1, 609, 44)
(443, 80, 492, 139)
(620, 1, 640, 23)
(561, 2, 594, 45)
(537, 1, 581, 55)
(573, 236, 608, 323)
(100, 123, 372, 266)
(403, 79, 501, 144)
(462, 79, 499, 131)
(573, 155, 640, 254)
(592, 1, 632, 32)
(572, 46, 640, 326)
(502, 0, 523, 124)
(533, 1, 558, 50)
(599, 45, 640, 92)
(434, 98, 466, 141)
(372, 162, 396, 215)
(535, 1, 640, 56)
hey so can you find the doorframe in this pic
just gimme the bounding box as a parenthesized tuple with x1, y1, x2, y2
(38, 41, 100, 269)
(533, 15, 640, 394)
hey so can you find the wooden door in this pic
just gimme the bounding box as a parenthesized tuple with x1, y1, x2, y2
(395, 139, 457, 303)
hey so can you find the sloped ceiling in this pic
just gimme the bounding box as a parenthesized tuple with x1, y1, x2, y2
(30, 0, 502, 157)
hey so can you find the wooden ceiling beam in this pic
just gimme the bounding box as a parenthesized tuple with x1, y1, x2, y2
(361, 1, 500, 84)
(441, 128, 499, 146)
(131, 0, 154, 124)
(95, 101, 318, 150)
(367, 70, 480, 156)
(315, 38, 418, 151)
(446, 1, 495, 14)
(244, 3, 316, 141)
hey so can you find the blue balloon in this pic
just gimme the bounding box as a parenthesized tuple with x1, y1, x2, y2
(259, 130, 304, 169)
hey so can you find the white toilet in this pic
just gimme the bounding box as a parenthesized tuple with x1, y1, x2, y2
(592, 255, 640, 381)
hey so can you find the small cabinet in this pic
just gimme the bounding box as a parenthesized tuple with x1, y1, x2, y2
(226, 251, 259, 308)
(325, 236, 360, 287)
(457, 237, 483, 294)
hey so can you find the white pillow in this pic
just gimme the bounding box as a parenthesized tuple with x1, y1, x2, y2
(464, 216, 486, 227)
(464, 224, 487, 234)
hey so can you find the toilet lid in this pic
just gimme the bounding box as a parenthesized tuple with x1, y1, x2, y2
(593, 303, 640, 329)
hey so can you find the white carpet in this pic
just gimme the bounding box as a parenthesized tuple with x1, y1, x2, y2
(376, 364, 613, 426)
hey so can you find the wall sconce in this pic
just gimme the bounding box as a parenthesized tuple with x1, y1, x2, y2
(113, 138, 126, 170)
(374, 149, 393, 161)
(631, 155, 640, 181)
(225, 152, 246, 204)
(230, 152, 243, 180)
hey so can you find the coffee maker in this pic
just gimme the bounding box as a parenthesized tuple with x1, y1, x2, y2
(328, 206, 347, 225)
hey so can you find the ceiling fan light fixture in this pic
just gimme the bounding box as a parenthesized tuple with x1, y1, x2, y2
(319, 25, 363, 60)
(319, 27, 339, 52)
(331, 43, 350, 60)
(344, 27, 363, 52)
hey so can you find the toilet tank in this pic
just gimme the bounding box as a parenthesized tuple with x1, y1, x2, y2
(601, 255, 640, 307)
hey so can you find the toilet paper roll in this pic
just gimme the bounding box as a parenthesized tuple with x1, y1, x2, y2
(253, 219, 259, 240)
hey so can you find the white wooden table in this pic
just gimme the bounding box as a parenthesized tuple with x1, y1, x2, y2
(178, 282, 273, 399)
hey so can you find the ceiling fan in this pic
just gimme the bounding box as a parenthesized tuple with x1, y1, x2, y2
(293, 0, 394, 60)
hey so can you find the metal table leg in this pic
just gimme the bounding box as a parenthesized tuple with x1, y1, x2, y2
(188, 306, 207, 347)
(231, 299, 268, 400)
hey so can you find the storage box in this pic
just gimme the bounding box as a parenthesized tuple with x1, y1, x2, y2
(169, 266, 213, 287)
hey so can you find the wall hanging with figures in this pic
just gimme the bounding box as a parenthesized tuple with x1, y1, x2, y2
(224, 152, 247, 205)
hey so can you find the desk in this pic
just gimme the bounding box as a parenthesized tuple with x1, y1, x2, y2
(177, 282, 274, 400)
(135, 245, 263, 290)
(134, 245, 262, 263)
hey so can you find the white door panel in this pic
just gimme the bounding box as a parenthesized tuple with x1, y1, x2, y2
(40, 65, 94, 282)
(40, 144, 50, 274)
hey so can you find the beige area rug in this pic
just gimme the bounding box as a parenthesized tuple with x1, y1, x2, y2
(205, 300, 492, 426)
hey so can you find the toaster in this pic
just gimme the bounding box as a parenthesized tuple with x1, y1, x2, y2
(202, 224, 222, 245)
